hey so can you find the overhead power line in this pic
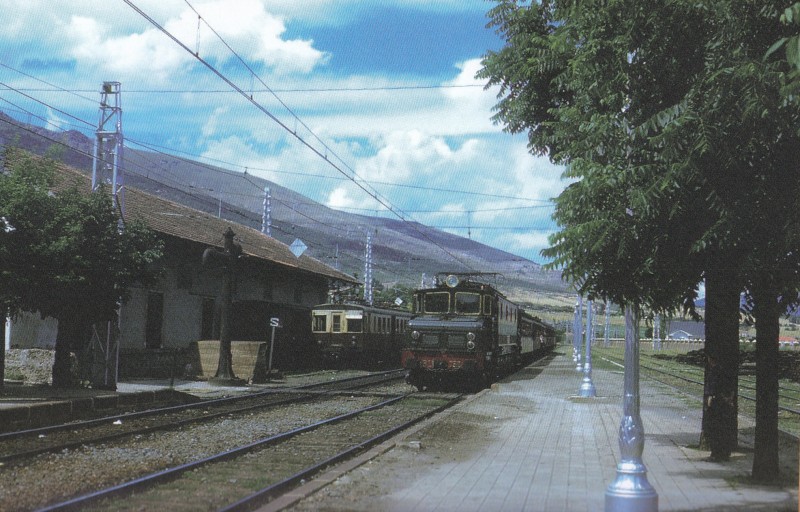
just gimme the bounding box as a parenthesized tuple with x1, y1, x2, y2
(122, 0, 475, 271)
(0, 63, 548, 206)
(5, 84, 484, 94)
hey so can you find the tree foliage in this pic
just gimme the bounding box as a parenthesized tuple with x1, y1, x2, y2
(479, 0, 710, 311)
(479, 0, 800, 481)
(0, 148, 164, 387)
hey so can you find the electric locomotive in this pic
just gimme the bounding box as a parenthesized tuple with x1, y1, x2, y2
(401, 272, 556, 390)
(311, 301, 412, 367)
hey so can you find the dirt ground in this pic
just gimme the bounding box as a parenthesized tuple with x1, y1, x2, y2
(287, 405, 491, 512)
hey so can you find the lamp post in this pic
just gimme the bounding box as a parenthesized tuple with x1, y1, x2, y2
(653, 313, 661, 352)
(579, 299, 597, 397)
(202, 227, 246, 386)
(605, 304, 658, 511)
(574, 295, 583, 371)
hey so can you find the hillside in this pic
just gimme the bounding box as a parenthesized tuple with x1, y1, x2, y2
(0, 111, 570, 305)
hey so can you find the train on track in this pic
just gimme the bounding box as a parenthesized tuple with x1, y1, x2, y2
(311, 301, 412, 367)
(401, 272, 556, 391)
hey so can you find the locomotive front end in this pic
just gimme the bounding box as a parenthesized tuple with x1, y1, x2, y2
(402, 317, 490, 384)
(401, 276, 495, 390)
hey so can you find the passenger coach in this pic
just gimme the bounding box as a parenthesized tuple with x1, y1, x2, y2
(312, 302, 412, 367)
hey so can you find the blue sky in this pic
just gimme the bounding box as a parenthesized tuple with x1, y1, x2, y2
(0, 0, 568, 264)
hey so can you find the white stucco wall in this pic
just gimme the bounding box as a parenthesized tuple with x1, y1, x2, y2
(9, 311, 58, 349)
(8, 258, 334, 353)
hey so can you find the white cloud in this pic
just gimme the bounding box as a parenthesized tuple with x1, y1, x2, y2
(45, 107, 66, 131)
(326, 186, 360, 209)
(201, 135, 282, 178)
(65, 15, 187, 83)
(509, 231, 554, 250)
(3, 2, 328, 84)
(168, 0, 329, 74)
(361, 131, 443, 180)
(201, 106, 230, 138)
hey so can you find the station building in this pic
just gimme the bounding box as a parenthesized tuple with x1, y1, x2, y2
(5, 158, 357, 381)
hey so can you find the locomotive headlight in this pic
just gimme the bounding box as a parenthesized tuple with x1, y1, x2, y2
(466, 332, 476, 342)
(411, 330, 420, 340)
(466, 340, 476, 351)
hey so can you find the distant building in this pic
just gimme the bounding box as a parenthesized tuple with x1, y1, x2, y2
(667, 329, 695, 340)
(666, 320, 705, 340)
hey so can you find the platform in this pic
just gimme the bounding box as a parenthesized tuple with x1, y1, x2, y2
(279, 351, 798, 512)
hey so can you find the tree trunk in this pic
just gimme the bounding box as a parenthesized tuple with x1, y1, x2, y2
(52, 320, 74, 388)
(213, 260, 236, 380)
(0, 317, 5, 389)
(701, 267, 740, 452)
(751, 284, 781, 482)
(51, 315, 92, 388)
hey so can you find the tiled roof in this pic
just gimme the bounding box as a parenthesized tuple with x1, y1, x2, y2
(43, 157, 358, 284)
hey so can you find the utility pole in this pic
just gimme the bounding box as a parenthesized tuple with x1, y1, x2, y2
(363, 230, 373, 305)
(91, 81, 123, 390)
(92, 81, 124, 219)
(261, 186, 271, 236)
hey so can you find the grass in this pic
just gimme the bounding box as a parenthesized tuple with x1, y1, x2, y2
(591, 344, 800, 437)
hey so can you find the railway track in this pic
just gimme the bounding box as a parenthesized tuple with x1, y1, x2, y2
(38, 393, 461, 512)
(0, 370, 405, 464)
(593, 348, 800, 437)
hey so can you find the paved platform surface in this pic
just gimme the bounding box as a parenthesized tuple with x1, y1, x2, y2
(282, 351, 798, 512)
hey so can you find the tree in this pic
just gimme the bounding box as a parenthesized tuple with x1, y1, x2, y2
(479, 0, 800, 480)
(0, 148, 163, 387)
(769, 2, 800, 106)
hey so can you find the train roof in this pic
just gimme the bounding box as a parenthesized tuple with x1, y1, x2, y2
(311, 301, 412, 315)
(418, 272, 506, 296)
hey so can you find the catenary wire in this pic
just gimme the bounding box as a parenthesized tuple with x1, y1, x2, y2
(121, 0, 474, 271)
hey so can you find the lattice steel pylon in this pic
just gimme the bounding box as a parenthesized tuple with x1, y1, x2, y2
(91, 81, 124, 390)
(364, 230, 373, 305)
(261, 186, 271, 236)
(92, 81, 124, 219)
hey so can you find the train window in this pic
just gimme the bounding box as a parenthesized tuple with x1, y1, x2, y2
(312, 313, 328, 332)
(345, 310, 363, 333)
(483, 295, 492, 315)
(332, 314, 342, 333)
(347, 317, 363, 332)
(424, 292, 450, 313)
(455, 292, 481, 314)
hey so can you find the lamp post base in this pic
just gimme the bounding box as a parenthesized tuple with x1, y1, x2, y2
(605, 462, 658, 512)
(578, 379, 596, 397)
(208, 376, 247, 387)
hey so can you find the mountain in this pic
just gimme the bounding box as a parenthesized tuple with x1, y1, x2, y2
(0, 110, 570, 304)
